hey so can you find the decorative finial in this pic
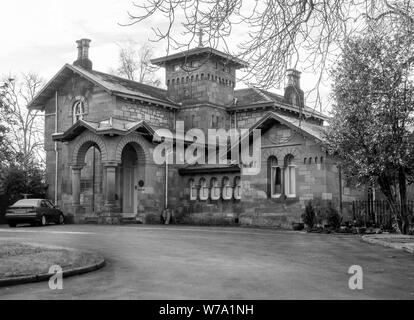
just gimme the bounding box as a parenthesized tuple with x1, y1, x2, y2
(196, 28, 204, 47)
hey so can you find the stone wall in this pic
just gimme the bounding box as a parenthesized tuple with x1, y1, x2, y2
(177, 105, 231, 133)
(114, 98, 174, 128)
(165, 57, 236, 106)
(44, 74, 116, 203)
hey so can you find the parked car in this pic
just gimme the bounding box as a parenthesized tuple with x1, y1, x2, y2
(5, 199, 65, 227)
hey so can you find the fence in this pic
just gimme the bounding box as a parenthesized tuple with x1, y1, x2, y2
(352, 200, 414, 228)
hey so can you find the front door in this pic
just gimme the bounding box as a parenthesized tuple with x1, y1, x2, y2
(122, 166, 135, 214)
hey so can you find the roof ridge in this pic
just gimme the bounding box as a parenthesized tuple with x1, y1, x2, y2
(91, 70, 167, 92)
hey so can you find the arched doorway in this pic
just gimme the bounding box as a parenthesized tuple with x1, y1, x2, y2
(80, 146, 103, 213)
(120, 143, 146, 215)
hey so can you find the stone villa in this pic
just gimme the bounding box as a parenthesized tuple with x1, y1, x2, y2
(28, 39, 364, 227)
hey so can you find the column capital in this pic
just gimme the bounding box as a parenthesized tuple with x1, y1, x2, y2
(102, 161, 121, 168)
(70, 163, 86, 171)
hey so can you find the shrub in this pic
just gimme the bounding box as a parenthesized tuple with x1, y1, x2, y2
(301, 201, 316, 228)
(326, 204, 342, 229)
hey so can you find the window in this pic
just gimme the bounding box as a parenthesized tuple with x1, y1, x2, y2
(268, 157, 281, 198)
(199, 178, 209, 200)
(189, 179, 197, 200)
(211, 178, 220, 200)
(41, 200, 49, 208)
(284, 155, 296, 197)
(222, 177, 232, 200)
(234, 176, 242, 200)
(73, 100, 85, 124)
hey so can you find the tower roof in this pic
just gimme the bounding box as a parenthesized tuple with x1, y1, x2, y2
(151, 47, 248, 69)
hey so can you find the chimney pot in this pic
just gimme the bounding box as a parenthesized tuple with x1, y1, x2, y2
(74, 39, 93, 70)
(284, 68, 304, 108)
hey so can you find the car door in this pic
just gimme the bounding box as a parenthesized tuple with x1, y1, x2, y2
(46, 200, 58, 221)
(40, 200, 52, 220)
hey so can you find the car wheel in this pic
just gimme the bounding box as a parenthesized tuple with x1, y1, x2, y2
(58, 214, 65, 225)
(8, 222, 16, 228)
(40, 215, 47, 227)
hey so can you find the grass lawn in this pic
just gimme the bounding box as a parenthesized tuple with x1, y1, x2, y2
(0, 242, 103, 279)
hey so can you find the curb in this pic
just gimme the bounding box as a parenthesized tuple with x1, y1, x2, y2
(0, 257, 105, 288)
(361, 235, 414, 254)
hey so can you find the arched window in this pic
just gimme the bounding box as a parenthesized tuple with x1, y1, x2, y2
(315, 157, 318, 164)
(308, 158, 312, 164)
(304, 158, 307, 164)
(268, 156, 281, 198)
(73, 100, 85, 124)
(211, 177, 220, 200)
(199, 178, 209, 200)
(189, 179, 197, 200)
(222, 177, 232, 200)
(284, 155, 296, 197)
(234, 176, 242, 200)
(320, 157, 324, 164)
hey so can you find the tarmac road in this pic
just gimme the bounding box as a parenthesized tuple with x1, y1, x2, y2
(0, 224, 413, 299)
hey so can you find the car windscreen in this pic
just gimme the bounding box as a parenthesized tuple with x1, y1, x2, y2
(12, 199, 39, 207)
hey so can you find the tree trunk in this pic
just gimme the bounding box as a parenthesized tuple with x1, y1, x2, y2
(377, 175, 402, 234)
(398, 167, 410, 235)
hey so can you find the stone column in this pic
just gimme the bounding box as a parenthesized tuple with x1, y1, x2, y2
(102, 162, 121, 224)
(72, 167, 81, 206)
(71, 165, 84, 221)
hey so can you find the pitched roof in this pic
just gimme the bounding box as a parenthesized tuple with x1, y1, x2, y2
(250, 111, 327, 142)
(234, 87, 327, 121)
(52, 118, 156, 142)
(28, 64, 178, 110)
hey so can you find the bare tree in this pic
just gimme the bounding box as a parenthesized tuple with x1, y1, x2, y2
(115, 40, 161, 86)
(0, 73, 45, 169)
(122, 0, 414, 111)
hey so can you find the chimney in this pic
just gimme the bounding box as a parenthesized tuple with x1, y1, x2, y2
(73, 39, 93, 70)
(284, 69, 304, 108)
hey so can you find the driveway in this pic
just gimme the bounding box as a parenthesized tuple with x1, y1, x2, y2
(0, 224, 413, 299)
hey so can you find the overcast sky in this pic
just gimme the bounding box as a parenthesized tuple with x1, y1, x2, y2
(0, 0, 331, 112)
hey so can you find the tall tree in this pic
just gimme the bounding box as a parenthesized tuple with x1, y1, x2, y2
(122, 0, 414, 110)
(115, 41, 161, 86)
(327, 25, 414, 234)
(0, 73, 45, 170)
